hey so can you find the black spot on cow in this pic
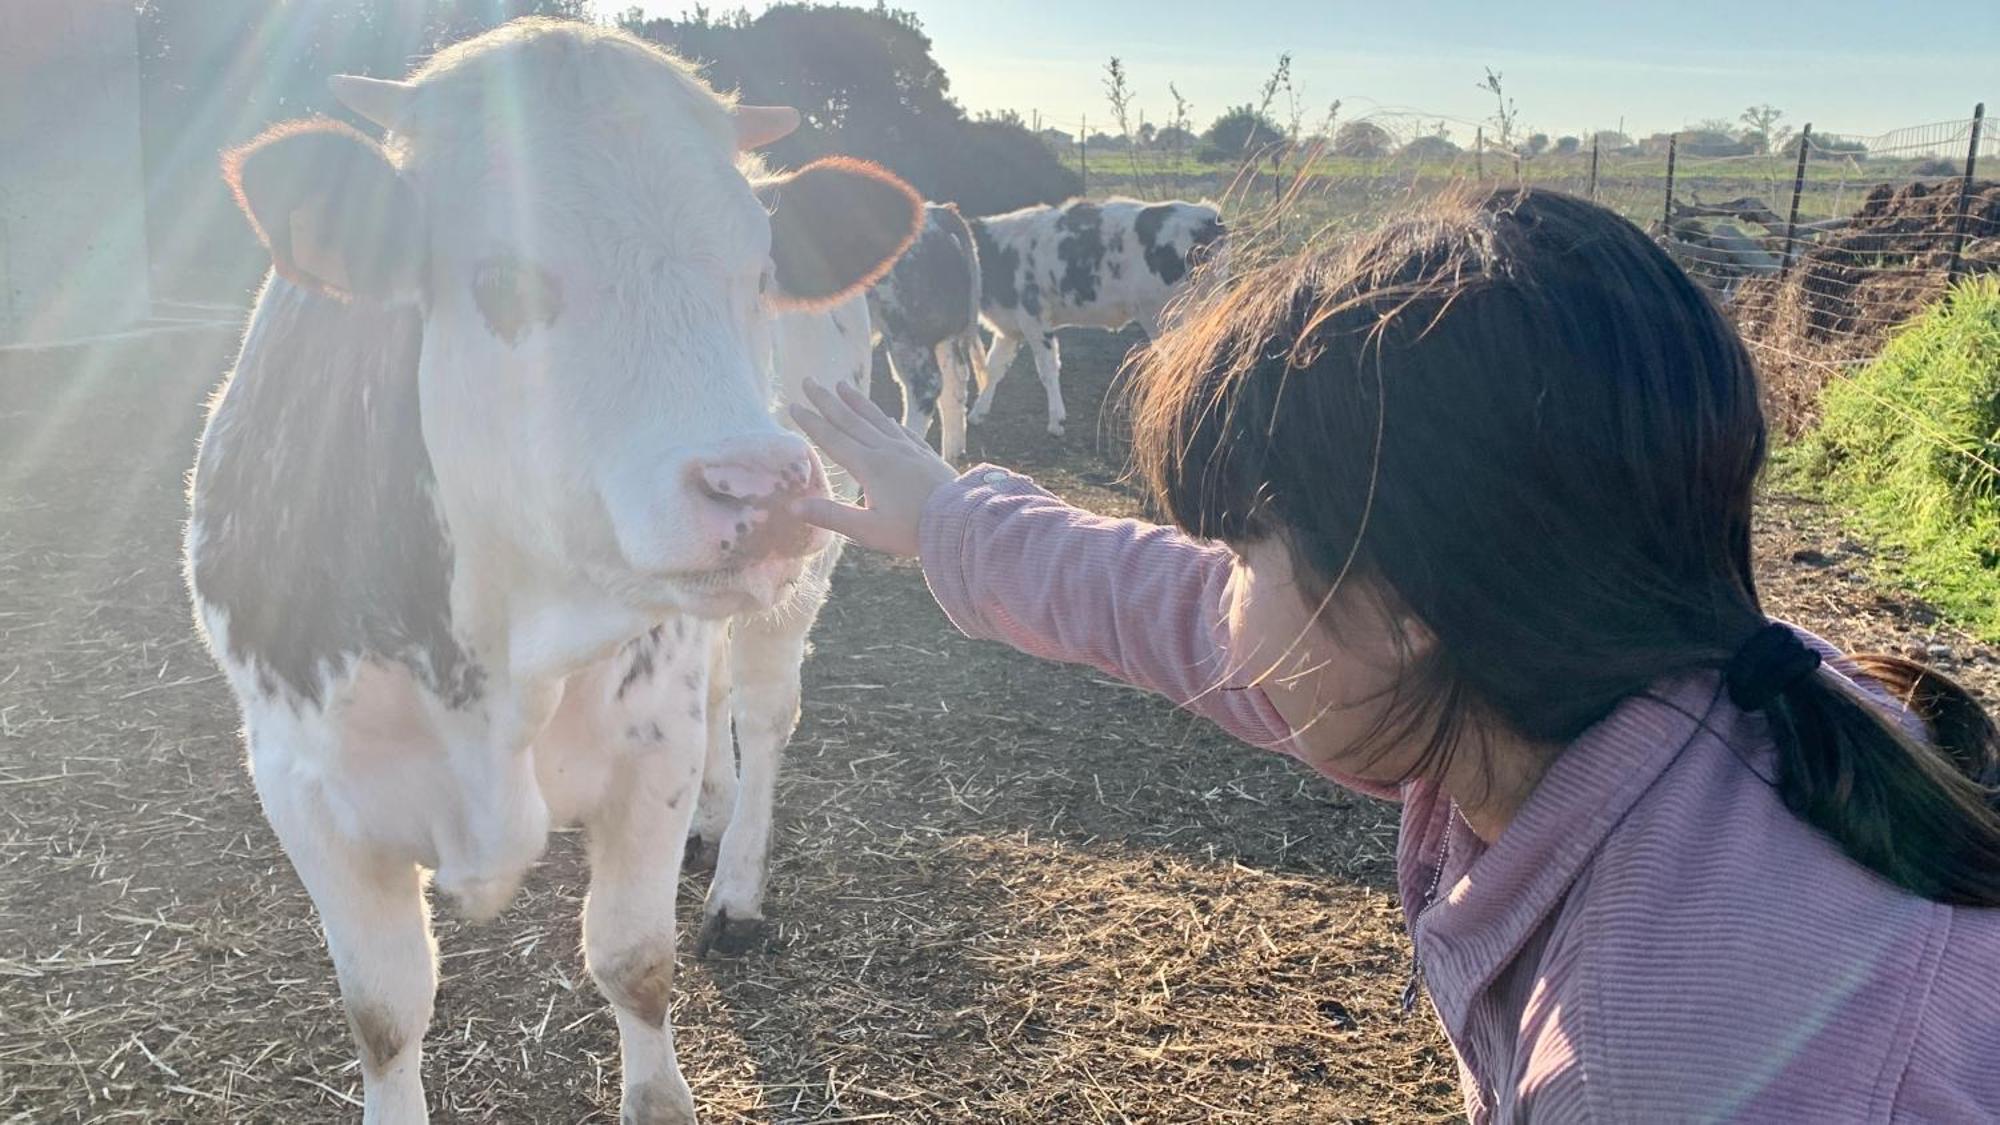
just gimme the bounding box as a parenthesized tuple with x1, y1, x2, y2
(1054, 202, 1106, 305)
(969, 218, 1020, 312)
(190, 280, 485, 710)
(1134, 203, 1187, 286)
(871, 204, 977, 349)
(1137, 205, 1227, 287)
(616, 625, 664, 700)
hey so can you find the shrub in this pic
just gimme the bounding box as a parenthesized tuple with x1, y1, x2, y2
(1197, 106, 1285, 164)
(1793, 278, 2000, 637)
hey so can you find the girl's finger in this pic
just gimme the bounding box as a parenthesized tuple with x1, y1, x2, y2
(836, 378, 909, 441)
(788, 403, 876, 476)
(802, 378, 888, 451)
(791, 494, 880, 546)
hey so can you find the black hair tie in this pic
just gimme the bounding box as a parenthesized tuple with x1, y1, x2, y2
(1725, 623, 1823, 711)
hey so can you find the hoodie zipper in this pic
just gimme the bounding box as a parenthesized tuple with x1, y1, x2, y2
(1401, 812, 1454, 1015)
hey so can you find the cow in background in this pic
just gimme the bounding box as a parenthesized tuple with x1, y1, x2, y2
(968, 198, 1224, 436)
(185, 21, 919, 1123)
(868, 202, 985, 462)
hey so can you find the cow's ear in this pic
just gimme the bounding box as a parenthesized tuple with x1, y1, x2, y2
(757, 158, 921, 310)
(224, 120, 422, 302)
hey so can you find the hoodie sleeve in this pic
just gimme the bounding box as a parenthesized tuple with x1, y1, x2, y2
(917, 466, 1399, 800)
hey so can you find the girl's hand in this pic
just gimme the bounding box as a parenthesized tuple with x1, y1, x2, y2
(788, 379, 958, 558)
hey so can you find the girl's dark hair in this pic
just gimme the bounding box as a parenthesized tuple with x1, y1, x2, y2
(1134, 187, 2000, 906)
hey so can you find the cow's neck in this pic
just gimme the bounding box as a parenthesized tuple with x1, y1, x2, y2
(194, 279, 487, 711)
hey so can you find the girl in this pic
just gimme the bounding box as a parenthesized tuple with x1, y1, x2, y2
(789, 188, 2000, 1121)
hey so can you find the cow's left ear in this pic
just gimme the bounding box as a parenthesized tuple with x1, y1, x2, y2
(757, 158, 921, 310)
(224, 119, 423, 302)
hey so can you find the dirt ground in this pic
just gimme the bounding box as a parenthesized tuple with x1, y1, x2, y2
(1, 321, 1992, 1124)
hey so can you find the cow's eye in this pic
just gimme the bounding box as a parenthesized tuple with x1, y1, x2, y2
(472, 259, 563, 345)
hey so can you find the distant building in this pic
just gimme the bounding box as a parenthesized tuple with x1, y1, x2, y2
(0, 0, 152, 345)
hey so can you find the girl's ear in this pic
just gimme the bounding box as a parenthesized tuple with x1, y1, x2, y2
(1395, 611, 1438, 664)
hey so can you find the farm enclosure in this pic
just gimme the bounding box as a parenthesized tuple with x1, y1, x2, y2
(2, 315, 1995, 1122)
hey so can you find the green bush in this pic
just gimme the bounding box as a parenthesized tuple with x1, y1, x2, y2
(1793, 277, 2000, 637)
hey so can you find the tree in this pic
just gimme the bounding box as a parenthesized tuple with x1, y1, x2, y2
(1784, 133, 1868, 162)
(1592, 129, 1634, 152)
(1674, 127, 1753, 157)
(1522, 132, 1551, 157)
(1136, 121, 1157, 146)
(1332, 120, 1394, 158)
(1401, 134, 1461, 161)
(1197, 105, 1286, 163)
(1477, 67, 1518, 150)
(1102, 56, 1135, 142)
(625, 4, 1078, 213)
(1554, 135, 1581, 156)
(1740, 103, 1791, 155)
(1165, 81, 1194, 164)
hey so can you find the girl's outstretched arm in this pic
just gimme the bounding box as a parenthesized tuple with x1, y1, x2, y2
(789, 380, 1393, 800)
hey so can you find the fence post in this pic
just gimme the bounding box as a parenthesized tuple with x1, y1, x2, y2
(1589, 135, 1600, 200)
(1476, 127, 1484, 180)
(1661, 134, 1677, 235)
(1079, 113, 1088, 196)
(1947, 102, 1986, 282)
(1781, 123, 1813, 280)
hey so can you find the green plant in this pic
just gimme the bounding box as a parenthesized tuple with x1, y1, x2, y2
(1791, 278, 2000, 638)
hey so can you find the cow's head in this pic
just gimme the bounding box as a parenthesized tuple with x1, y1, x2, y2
(224, 21, 919, 619)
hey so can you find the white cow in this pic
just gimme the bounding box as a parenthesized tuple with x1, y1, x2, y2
(966, 197, 1225, 436)
(184, 20, 918, 1124)
(687, 294, 872, 956)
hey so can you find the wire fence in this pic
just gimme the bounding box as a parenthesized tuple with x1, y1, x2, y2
(1053, 103, 1996, 432)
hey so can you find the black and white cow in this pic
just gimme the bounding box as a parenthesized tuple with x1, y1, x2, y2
(184, 21, 918, 1124)
(868, 202, 984, 461)
(967, 197, 1224, 435)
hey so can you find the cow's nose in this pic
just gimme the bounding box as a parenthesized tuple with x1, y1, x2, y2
(685, 433, 829, 560)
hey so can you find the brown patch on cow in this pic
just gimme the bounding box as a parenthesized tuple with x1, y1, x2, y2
(347, 1004, 408, 1073)
(595, 944, 675, 1028)
(472, 257, 565, 345)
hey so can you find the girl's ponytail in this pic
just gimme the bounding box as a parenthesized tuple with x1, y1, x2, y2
(1759, 643, 2000, 906)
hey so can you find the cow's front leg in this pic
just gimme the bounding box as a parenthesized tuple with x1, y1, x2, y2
(933, 335, 971, 463)
(253, 742, 435, 1124)
(969, 329, 1021, 426)
(583, 648, 708, 1124)
(685, 630, 734, 871)
(697, 566, 827, 958)
(1027, 330, 1066, 436)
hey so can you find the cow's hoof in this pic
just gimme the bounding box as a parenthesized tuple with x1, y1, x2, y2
(682, 834, 717, 874)
(622, 1078, 697, 1125)
(695, 908, 765, 958)
(1046, 422, 1066, 437)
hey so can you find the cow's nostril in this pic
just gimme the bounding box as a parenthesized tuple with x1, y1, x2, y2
(694, 467, 753, 509)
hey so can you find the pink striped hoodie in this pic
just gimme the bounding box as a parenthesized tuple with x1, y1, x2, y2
(919, 466, 2000, 1123)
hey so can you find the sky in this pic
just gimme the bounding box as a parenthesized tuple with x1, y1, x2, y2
(637, 0, 1997, 143)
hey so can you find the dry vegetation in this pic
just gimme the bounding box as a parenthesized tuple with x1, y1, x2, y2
(1735, 179, 2000, 435)
(1, 321, 1992, 1123)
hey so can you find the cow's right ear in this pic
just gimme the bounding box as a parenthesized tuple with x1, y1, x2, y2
(223, 120, 422, 301)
